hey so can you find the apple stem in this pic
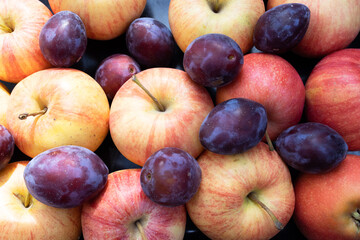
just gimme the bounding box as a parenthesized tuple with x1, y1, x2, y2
(135, 220, 148, 240)
(132, 75, 165, 112)
(351, 209, 360, 231)
(24, 192, 32, 208)
(247, 192, 284, 231)
(265, 131, 275, 151)
(0, 23, 12, 33)
(18, 107, 48, 120)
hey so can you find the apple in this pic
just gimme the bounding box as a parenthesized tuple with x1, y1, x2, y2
(168, 0, 265, 53)
(294, 154, 360, 240)
(6, 68, 110, 158)
(216, 53, 305, 140)
(267, 0, 360, 58)
(48, 0, 147, 40)
(0, 82, 10, 127)
(0, 0, 52, 83)
(305, 48, 360, 151)
(81, 168, 187, 239)
(186, 142, 295, 240)
(0, 161, 81, 240)
(109, 67, 214, 167)
(95, 54, 141, 100)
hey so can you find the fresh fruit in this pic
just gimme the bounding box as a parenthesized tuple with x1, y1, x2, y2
(186, 142, 295, 240)
(253, 3, 310, 54)
(24, 145, 109, 208)
(81, 169, 187, 240)
(168, 0, 265, 53)
(305, 48, 360, 150)
(48, 0, 147, 40)
(0, 0, 52, 83)
(0, 125, 14, 171)
(275, 122, 348, 174)
(294, 154, 360, 240)
(6, 68, 110, 158)
(0, 82, 10, 127)
(183, 33, 244, 87)
(109, 67, 214, 167)
(216, 53, 305, 140)
(126, 17, 175, 68)
(39, 10, 87, 67)
(95, 54, 141, 100)
(0, 161, 82, 240)
(200, 98, 268, 155)
(140, 147, 202, 207)
(267, 0, 360, 58)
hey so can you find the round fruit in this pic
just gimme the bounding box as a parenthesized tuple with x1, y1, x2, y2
(39, 10, 87, 67)
(140, 147, 202, 207)
(0, 125, 14, 171)
(253, 3, 310, 54)
(275, 122, 348, 174)
(183, 33, 244, 87)
(23, 145, 109, 208)
(200, 98, 268, 155)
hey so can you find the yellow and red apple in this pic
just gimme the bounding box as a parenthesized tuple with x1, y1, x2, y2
(0, 82, 10, 127)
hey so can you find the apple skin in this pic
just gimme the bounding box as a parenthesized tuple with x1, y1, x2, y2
(294, 154, 360, 240)
(186, 142, 295, 240)
(0, 0, 52, 83)
(0, 161, 81, 240)
(216, 53, 305, 140)
(305, 48, 360, 151)
(168, 0, 265, 53)
(6, 68, 110, 158)
(81, 169, 187, 240)
(0, 82, 10, 127)
(267, 0, 360, 58)
(109, 67, 214, 166)
(48, 0, 147, 40)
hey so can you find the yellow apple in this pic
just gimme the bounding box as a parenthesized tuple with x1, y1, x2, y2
(6, 68, 110, 158)
(0, 82, 10, 127)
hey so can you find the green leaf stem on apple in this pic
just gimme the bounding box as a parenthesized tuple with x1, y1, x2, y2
(247, 192, 284, 231)
(18, 107, 48, 120)
(13, 192, 32, 208)
(132, 75, 165, 112)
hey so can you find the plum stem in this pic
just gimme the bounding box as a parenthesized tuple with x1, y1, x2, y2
(18, 107, 48, 120)
(0, 23, 12, 33)
(135, 220, 148, 240)
(132, 75, 165, 112)
(265, 131, 275, 151)
(247, 192, 284, 231)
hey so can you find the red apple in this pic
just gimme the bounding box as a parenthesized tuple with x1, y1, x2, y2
(0, 82, 10, 127)
(186, 142, 295, 240)
(0, 161, 81, 240)
(305, 48, 360, 150)
(81, 169, 187, 240)
(267, 0, 360, 58)
(168, 0, 265, 53)
(48, 0, 147, 40)
(6, 68, 110, 158)
(294, 154, 360, 240)
(0, 0, 52, 83)
(109, 67, 214, 167)
(216, 53, 305, 140)
(95, 54, 141, 100)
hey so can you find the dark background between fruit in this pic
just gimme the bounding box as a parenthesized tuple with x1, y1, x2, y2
(3, 0, 360, 239)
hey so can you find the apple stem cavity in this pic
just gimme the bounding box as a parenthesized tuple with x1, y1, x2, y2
(247, 192, 284, 231)
(18, 107, 48, 120)
(265, 131, 275, 151)
(351, 209, 360, 230)
(0, 23, 13, 33)
(13, 192, 32, 208)
(135, 220, 148, 240)
(132, 75, 165, 112)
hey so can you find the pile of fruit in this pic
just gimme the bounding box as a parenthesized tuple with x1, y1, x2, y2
(0, 0, 359, 239)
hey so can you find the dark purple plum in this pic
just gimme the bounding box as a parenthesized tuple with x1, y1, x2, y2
(253, 3, 310, 54)
(275, 122, 348, 174)
(126, 17, 175, 68)
(140, 147, 201, 207)
(183, 33, 244, 87)
(95, 54, 141, 100)
(200, 98, 268, 155)
(0, 125, 14, 171)
(39, 10, 87, 67)
(23, 145, 109, 208)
